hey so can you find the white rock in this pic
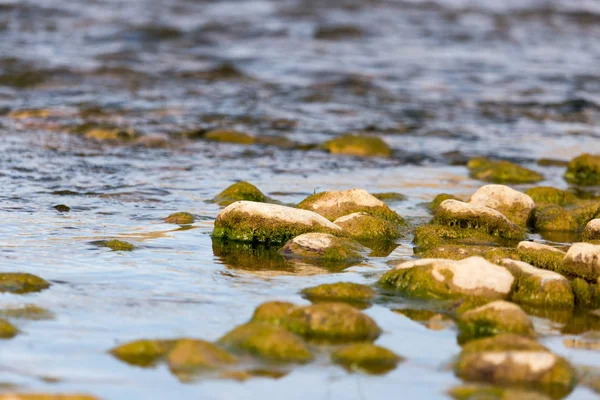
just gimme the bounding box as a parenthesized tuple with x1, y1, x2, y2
(481, 351, 557, 373)
(280, 232, 367, 261)
(563, 242, 600, 280)
(469, 184, 534, 226)
(501, 259, 568, 283)
(517, 241, 565, 254)
(583, 219, 600, 241)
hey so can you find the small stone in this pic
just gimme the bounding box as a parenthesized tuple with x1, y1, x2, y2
(457, 301, 534, 344)
(322, 134, 392, 158)
(562, 242, 600, 281)
(251, 301, 296, 325)
(0, 319, 18, 339)
(166, 339, 237, 374)
(582, 219, 600, 241)
(467, 157, 543, 184)
(564, 153, 600, 185)
(525, 187, 577, 206)
(204, 129, 255, 145)
(0, 305, 54, 320)
(300, 282, 375, 304)
(102, 239, 135, 251)
(529, 204, 585, 232)
(430, 193, 461, 211)
(53, 204, 70, 212)
(212, 181, 267, 207)
(469, 185, 534, 226)
(333, 212, 401, 241)
(516, 241, 565, 273)
(372, 192, 406, 203)
(164, 212, 195, 225)
(110, 339, 175, 367)
(331, 343, 402, 374)
(280, 233, 367, 264)
(0, 273, 50, 294)
(413, 225, 508, 252)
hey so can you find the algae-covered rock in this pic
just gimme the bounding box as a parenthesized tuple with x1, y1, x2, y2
(373, 192, 406, 203)
(331, 343, 402, 374)
(298, 189, 404, 224)
(562, 242, 600, 281)
(432, 200, 524, 240)
(282, 302, 381, 342)
(204, 129, 255, 145)
(0, 395, 99, 400)
(164, 212, 194, 225)
(516, 241, 565, 273)
(0, 305, 54, 320)
(448, 384, 552, 400)
(212, 201, 347, 245)
(212, 181, 267, 207)
(0, 319, 18, 339)
(457, 301, 533, 344)
(582, 219, 600, 241)
(166, 339, 237, 375)
(54, 204, 70, 212)
(322, 134, 392, 158)
(417, 244, 491, 260)
(467, 157, 543, 184)
(380, 257, 514, 300)
(84, 126, 137, 142)
(251, 301, 296, 325)
(300, 282, 375, 304)
(333, 212, 401, 242)
(529, 204, 580, 232)
(525, 187, 577, 206)
(501, 259, 574, 309)
(110, 339, 175, 367)
(455, 334, 576, 398)
(102, 239, 135, 251)
(430, 193, 461, 211)
(218, 323, 313, 363)
(469, 185, 534, 226)
(564, 153, 600, 185)
(571, 278, 599, 308)
(280, 233, 367, 264)
(212, 239, 291, 272)
(413, 225, 510, 252)
(0, 273, 50, 294)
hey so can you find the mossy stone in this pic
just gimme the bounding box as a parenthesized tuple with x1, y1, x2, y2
(333, 212, 401, 241)
(467, 157, 543, 184)
(0, 273, 50, 294)
(413, 225, 511, 253)
(251, 301, 296, 325)
(0, 319, 18, 339)
(166, 339, 237, 375)
(331, 343, 402, 374)
(417, 244, 491, 260)
(84, 127, 136, 142)
(525, 187, 577, 206)
(564, 153, 600, 185)
(469, 185, 535, 227)
(429, 193, 461, 211)
(280, 233, 367, 265)
(457, 301, 533, 344)
(218, 323, 313, 363)
(103, 240, 135, 251)
(212, 182, 267, 207)
(300, 282, 375, 304)
(204, 129, 255, 145)
(0, 305, 54, 320)
(110, 339, 175, 367)
(322, 134, 392, 158)
(571, 278, 600, 308)
(373, 192, 406, 203)
(516, 242, 565, 273)
(282, 302, 381, 342)
(582, 219, 600, 241)
(53, 204, 70, 212)
(562, 242, 600, 281)
(529, 205, 580, 232)
(164, 212, 194, 225)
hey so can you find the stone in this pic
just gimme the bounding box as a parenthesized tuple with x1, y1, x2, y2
(564, 153, 600, 185)
(516, 241, 565, 273)
(333, 212, 401, 241)
(0, 273, 50, 294)
(525, 187, 577, 206)
(204, 129, 255, 145)
(469, 185, 534, 226)
(110, 339, 175, 367)
(166, 339, 237, 374)
(322, 134, 392, 158)
(0, 319, 18, 339)
(582, 219, 600, 241)
(300, 282, 375, 304)
(457, 301, 534, 344)
(562, 242, 600, 281)
(164, 212, 194, 225)
(331, 343, 402, 374)
(250, 301, 296, 325)
(280, 233, 367, 264)
(212, 182, 267, 207)
(467, 157, 543, 184)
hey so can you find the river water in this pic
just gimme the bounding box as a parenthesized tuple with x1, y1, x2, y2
(1, 0, 600, 399)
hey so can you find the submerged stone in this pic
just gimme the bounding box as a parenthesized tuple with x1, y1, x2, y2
(282, 302, 381, 342)
(53, 204, 70, 212)
(166, 339, 237, 375)
(164, 212, 194, 225)
(298, 189, 404, 224)
(212, 201, 347, 245)
(467, 157, 543, 184)
(0, 273, 50, 294)
(0, 319, 18, 339)
(529, 202, 599, 232)
(333, 212, 401, 241)
(212, 181, 267, 207)
(204, 129, 255, 145)
(331, 343, 402, 374)
(564, 153, 600, 185)
(102, 239, 135, 251)
(251, 301, 296, 325)
(0, 305, 53, 320)
(300, 282, 375, 304)
(516, 241, 565, 273)
(380, 257, 514, 300)
(84, 126, 137, 142)
(393, 308, 453, 331)
(110, 339, 174, 367)
(457, 301, 533, 344)
(413, 225, 509, 253)
(469, 185, 534, 226)
(281, 233, 367, 265)
(562, 243, 600, 281)
(582, 219, 600, 241)
(218, 323, 312, 363)
(501, 259, 574, 309)
(525, 187, 577, 206)
(322, 134, 392, 158)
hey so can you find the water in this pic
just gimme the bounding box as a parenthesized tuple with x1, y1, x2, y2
(1, 0, 600, 398)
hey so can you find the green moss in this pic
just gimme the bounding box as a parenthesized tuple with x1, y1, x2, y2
(218, 323, 313, 363)
(413, 225, 514, 252)
(0, 319, 18, 339)
(322, 134, 392, 158)
(102, 240, 135, 251)
(417, 244, 491, 260)
(300, 282, 375, 304)
(0, 273, 50, 294)
(110, 339, 175, 367)
(564, 153, 600, 185)
(525, 187, 577, 206)
(484, 248, 521, 264)
(516, 247, 564, 273)
(282, 302, 381, 342)
(164, 212, 194, 225)
(429, 193, 460, 211)
(529, 205, 580, 232)
(467, 157, 544, 184)
(251, 301, 296, 325)
(331, 343, 402, 374)
(333, 213, 401, 241)
(571, 278, 600, 308)
(0, 305, 54, 320)
(281, 233, 366, 265)
(372, 192, 406, 203)
(166, 339, 237, 376)
(204, 129, 255, 145)
(212, 182, 267, 206)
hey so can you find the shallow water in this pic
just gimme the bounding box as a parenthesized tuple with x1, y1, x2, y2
(1, 0, 600, 398)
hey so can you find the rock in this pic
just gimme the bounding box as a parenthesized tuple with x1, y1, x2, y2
(564, 153, 600, 185)
(0, 273, 50, 294)
(322, 134, 392, 158)
(525, 187, 577, 206)
(469, 185, 534, 226)
(529, 203, 599, 232)
(331, 343, 402, 374)
(204, 129, 255, 145)
(571, 278, 600, 308)
(457, 301, 533, 344)
(430, 193, 461, 211)
(84, 126, 137, 142)
(298, 189, 404, 224)
(300, 282, 375, 304)
(562, 242, 600, 281)
(583, 219, 600, 241)
(53, 204, 70, 212)
(280, 233, 367, 264)
(166, 339, 237, 375)
(372, 192, 406, 203)
(250, 301, 296, 325)
(212, 181, 267, 207)
(218, 323, 312, 363)
(501, 259, 574, 308)
(101, 239, 135, 251)
(282, 302, 381, 342)
(134, 134, 169, 148)
(0, 319, 18, 339)
(212, 201, 347, 245)
(455, 334, 576, 398)
(516, 241, 565, 273)
(0, 305, 53, 320)
(416, 244, 491, 260)
(413, 225, 511, 252)
(314, 25, 364, 40)
(467, 157, 543, 184)
(164, 212, 194, 225)
(433, 200, 524, 240)
(333, 212, 401, 241)
(0, 395, 99, 400)
(380, 257, 514, 300)
(448, 384, 552, 400)
(110, 339, 175, 367)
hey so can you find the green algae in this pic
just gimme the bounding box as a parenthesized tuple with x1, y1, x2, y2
(300, 282, 375, 305)
(333, 212, 402, 242)
(250, 301, 296, 325)
(516, 245, 565, 273)
(164, 212, 195, 225)
(529, 205, 580, 232)
(372, 192, 406, 203)
(467, 157, 544, 184)
(212, 181, 267, 207)
(204, 129, 255, 144)
(331, 343, 402, 375)
(429, 193, 460, 211)
(110, 339, 175, 367)
(102, 240, 135, 251)
(564, 153, 600, 185)
(166, 339, 237, 377)
(525, 187, 578, 206)
(322, 134, 392, 158)
(0, 273, 50, 294)
(0, 319, 18, 339)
